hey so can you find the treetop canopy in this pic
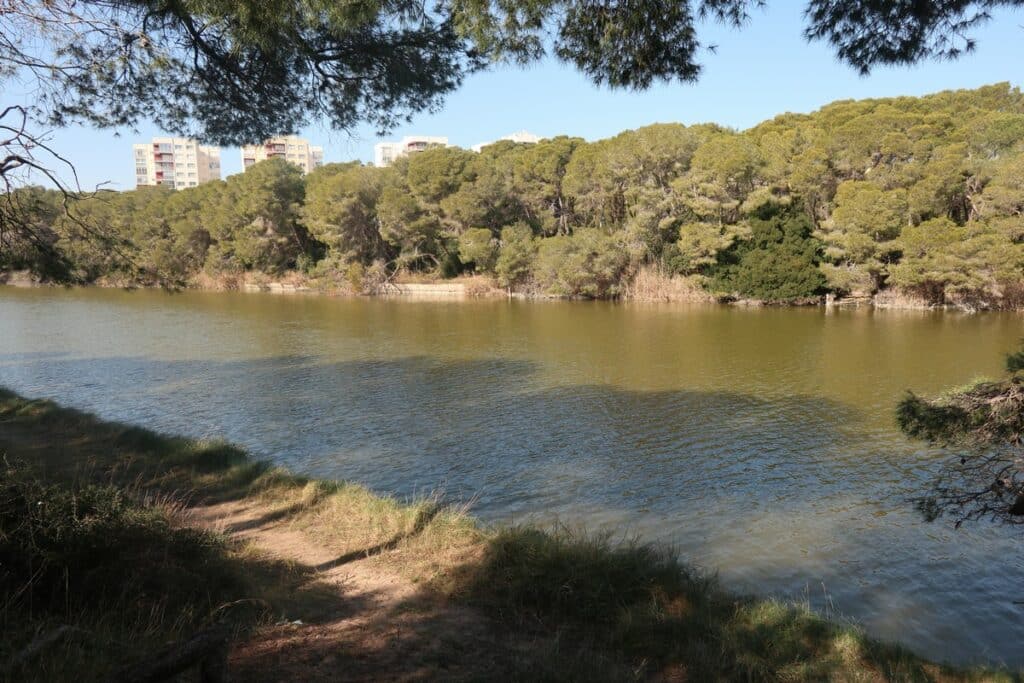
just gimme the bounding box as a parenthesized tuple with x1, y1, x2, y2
(4, 0, 1022, 144)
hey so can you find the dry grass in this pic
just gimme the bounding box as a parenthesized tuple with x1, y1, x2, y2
(873, 288, 940, 310)
(390, 270, 445, 284)
(248, 478, 485, 585)
(624, 266, 716, 303)
(459, 274, 503, 297)
(188, 270, 246, 291)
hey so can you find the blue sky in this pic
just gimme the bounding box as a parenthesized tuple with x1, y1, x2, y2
(36, 3, 1024, 190)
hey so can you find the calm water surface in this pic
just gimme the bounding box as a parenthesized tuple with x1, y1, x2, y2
(1, 287, 1022, 666)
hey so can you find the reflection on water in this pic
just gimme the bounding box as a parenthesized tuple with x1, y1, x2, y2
(1, 287, 1022, 666)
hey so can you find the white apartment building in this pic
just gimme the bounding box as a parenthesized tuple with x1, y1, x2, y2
(471, 131, 542, 153)
(241, 135, 324, 174)
(133, 138, 221, 190)
(374, 135, 449, 167)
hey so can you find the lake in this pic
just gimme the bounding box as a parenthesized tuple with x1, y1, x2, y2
(1, 286, 1022, 666)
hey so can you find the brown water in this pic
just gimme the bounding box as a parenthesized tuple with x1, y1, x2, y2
(1, 287, 1022, 666)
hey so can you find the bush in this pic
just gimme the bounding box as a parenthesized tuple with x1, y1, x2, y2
(464, 526, 694, 626)
(818, 262, 875, 296)
(439, 248, 464, 278)
(0, 477, 245, 623)
(534, 229, 630, 298)
(495, 223, 537, 289)
(458, 228, 499, 273)
(710, 206, 826, 301)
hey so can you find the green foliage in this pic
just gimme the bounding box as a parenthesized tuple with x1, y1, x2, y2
(899, 344, 1024, 528)
(817, 181, 906, 293)
(534, 229, 630, 298)
(376, 183, 444, 270)
(10, 84, 1024, 303)
(439, 248, 464, 278)
(0, 478, 240, 618)
(682, 132, 764, 223)
(711, 207, 826, 301)
(458, 227, 498, 273)
(15, 0, 480, 146)
(442, 159, 519, 231)
(887, 218, 1024, 305)
(1007, 348, 1024, 373)
(12, 0, 1019, 148)
(565, 125, 706, 230)
(0, 186, 72, 280)
(205, 159, 309, 273)
(303, 162, 387, 265)
(8, 2, 1024, 283)
(495, 223, 537, 288)
(895, 392, 971, 444)
(672, 221, 748, 275)
(407, 147, 477, 206)
(459, 524, 964, 681)
(512, 136, 582, 236)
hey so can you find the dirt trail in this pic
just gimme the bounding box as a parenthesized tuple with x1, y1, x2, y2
(189, 500, 512, 682)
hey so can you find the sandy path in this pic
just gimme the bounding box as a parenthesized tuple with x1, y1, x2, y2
(189, 500, 513, 682)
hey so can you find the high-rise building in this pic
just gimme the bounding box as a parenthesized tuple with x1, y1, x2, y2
(471, 131, 542, 153)
(133, 137, 221, 189)
(241, 135, 324, 174)
(374, 136, 449, 167)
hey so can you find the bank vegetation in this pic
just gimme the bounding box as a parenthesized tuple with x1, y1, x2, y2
(5, 84, 1024, 308)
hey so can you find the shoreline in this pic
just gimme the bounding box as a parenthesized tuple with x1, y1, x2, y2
(0, 387, 1015, 680)
(1, 270, 1011, 312)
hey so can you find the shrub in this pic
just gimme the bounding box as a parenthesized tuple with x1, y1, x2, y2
(534, 229, 630, 298)
(710, 206, 826, 301)
(439, 248, 464, 278)
(0, 477, 244, 622)
(458, 228, 498, 273)
(495, 223, 537, 289)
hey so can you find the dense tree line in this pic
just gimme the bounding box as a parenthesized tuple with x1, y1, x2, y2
(6, 83, 1024, 305)
(3, 1, 1020, 276)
